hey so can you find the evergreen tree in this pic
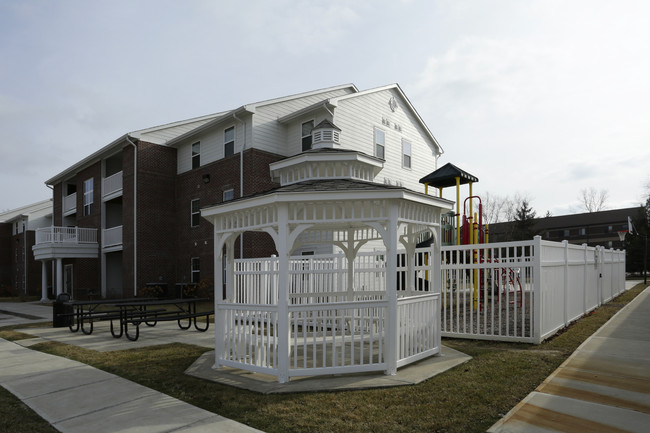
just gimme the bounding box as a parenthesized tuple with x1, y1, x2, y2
(513, 199, 537, 240)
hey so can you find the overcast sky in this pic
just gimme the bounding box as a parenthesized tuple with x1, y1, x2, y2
(1, 0, 648, 217)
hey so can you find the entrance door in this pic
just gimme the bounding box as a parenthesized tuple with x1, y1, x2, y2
(64, 264, 73, 297)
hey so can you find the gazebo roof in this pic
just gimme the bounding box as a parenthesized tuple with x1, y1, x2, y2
(203, 178, 452, 216)
(419, 163, 478, 188)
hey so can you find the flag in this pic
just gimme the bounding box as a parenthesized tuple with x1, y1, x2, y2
(628, 216, 638, 235)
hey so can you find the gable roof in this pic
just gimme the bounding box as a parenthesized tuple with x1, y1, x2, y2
(0, 199, 52, 223)
(330, 83, 444, 156)
(167, 84, 358, 146)
(277, 84, 443, 156)
(419, 163, 479, 188)
(44, 113, 222, 185)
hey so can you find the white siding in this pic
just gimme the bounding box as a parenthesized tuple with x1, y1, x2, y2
(334, 88, 438, 193)
(177, 115, 252, 174)
(253, 89, 353, 156)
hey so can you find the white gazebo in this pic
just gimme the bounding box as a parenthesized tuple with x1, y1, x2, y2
(202, 145, 453, 383)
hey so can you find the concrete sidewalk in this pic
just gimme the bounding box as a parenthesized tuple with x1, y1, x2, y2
(489, 283, 650, 433)
(0, 337, 262, 433)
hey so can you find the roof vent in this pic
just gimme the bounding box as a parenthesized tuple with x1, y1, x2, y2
(312, 120, 341, 149)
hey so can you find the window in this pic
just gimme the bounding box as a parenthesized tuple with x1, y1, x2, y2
(223, 189, 234, 202)
(191, 199, 200, 227)
(402, 139, 411, 168)
(191, 257, 200, 284)
(374, 128, 385, 159)
(224, 126, 234, 157)
(83, 178, 93, 216)
(192, 142, 200, 169)
(302, 120, 314, 151)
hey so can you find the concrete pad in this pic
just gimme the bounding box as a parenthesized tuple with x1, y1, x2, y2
(27, 376, 159, 423)
(490, 286, 650, 433)
(0, 338, 267, 433)
(14, 337, 48, 347)
(17, 321, 214, 352)
(160, 414, 262, 433)
(0, 355, 85, 383)
(564, 351, 650, 381)
(2, 365, 117, 400)
(508, 392, 649, 433)
(594, 318, 650, 341)
(537, 375, 650, 414)
(577, 336, 650, 360)
(186, 345, 471, 394)
(54, 392, 216, 433)
(0, 302, 51, 327)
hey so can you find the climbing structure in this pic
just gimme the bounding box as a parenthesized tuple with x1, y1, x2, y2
(419, 163, 483, 246)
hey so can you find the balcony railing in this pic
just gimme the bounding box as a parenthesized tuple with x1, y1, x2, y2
(63, 193, 77, 214)
(103, 171, 123, 198)
(35, 226, 98, 245)
(103, 225, 123, 248)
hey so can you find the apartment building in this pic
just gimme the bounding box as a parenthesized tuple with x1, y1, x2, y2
(34, 83, 443, 299)
(488, 207, 640, 249)
(0, 199, 52, 298)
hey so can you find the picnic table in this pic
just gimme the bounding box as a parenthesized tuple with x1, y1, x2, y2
(112, 298, 213, 341)
(64, 298, 157, 335)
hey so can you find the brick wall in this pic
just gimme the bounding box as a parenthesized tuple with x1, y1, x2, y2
(135, 141, 177, 294)
(174, 148, 283, 292)
(52, 183, 63, 226)
(24, 230, 42, 296)
(122, 143, 135, 296)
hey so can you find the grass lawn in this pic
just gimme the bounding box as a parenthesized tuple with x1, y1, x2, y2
(0, 283, 647, 433)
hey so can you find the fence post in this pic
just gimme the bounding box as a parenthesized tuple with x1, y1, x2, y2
(583, 243, 588, 315)
(597, 246, 603, 305)
(563, 240, 569, 328)
(533, 236, 542, 343)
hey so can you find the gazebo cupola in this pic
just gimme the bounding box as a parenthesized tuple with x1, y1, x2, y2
(311, 119, 341, 149)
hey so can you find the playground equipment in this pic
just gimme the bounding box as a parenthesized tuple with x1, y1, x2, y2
(419, 163, 522, 309)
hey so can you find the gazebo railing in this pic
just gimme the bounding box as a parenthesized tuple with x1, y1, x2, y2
(288, 300, 388, 377)
(397, 293, 440, 367)
(218, 303, 280, 375)
(218, 247, 442, 380)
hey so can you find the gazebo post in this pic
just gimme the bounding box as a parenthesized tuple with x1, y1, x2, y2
(346, 229, 355, 302)
(385, 204, 399, 376)
(276, 205, 290, 383)
(213, 230, 226, 369)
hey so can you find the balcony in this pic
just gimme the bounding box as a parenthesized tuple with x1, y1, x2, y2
(103, 171, 123, 200)
(32, 226, 99, 261)
(103, 225, 123, 250)
(63, 193, 77, 215)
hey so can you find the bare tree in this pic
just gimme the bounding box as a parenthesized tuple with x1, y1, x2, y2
(578, 187, 609, 212)
(481, 191, 508, 225)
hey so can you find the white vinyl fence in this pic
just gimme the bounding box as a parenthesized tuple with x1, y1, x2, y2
(441, 236, 626, 343)
(216, 236, 626, 380)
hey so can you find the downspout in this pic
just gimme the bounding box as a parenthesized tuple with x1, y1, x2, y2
(126, 135, 138, 296)
(45, 184, 54, 299)
(233, 112, 246, 259)
(22, 216, 27, 296)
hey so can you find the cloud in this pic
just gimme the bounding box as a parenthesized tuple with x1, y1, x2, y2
(198, 0, 363, 56)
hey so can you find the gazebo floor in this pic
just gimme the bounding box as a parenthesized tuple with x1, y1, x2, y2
(185, 344, 471, 394)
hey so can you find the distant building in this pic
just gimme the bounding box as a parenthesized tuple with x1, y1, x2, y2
(488, 207, 639, 249)
(0, 200, 52, 298)
(35, 83, 443, 299)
